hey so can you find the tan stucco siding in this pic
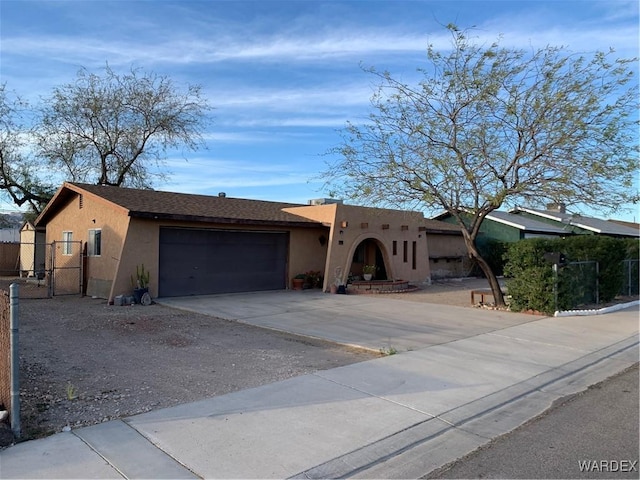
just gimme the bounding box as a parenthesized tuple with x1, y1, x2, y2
(287, 227, 330, 286)
(45, 193, 130, 298)
(20, 224, 37, 275)
(286, 203, 431, 290)
(110, 220, 329, 299)
(426, 233, 471, 278)
(110, 217, 156, 300)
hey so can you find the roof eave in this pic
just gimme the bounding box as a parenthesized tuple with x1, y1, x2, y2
(129, 211, 324, 228)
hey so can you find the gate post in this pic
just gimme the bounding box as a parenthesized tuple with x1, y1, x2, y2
(9, 283, 20, 438)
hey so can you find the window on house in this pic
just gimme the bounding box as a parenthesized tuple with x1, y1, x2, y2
(412, 241, 417, 270)
(403, 240, 408, 263)
(392, 241, 397, 255)
(62, 231, 73, 255)
(88, 229, 102, 256)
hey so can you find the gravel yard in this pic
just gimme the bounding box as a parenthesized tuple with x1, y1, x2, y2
(13, 295, 382, 442)
(4, 277, 497, 444)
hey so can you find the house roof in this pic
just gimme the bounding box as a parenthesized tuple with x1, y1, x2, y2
(486, 210, 568, 234)
(36, 183, 323, 228)
(431, 210, 567, 234)
(511, 207, 640, 238)
(422, 219, 463, 235)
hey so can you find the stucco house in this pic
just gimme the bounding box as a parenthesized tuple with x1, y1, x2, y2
(35, 182, 451, 301)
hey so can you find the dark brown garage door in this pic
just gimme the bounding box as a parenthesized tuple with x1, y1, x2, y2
(159, 227, 288, 297)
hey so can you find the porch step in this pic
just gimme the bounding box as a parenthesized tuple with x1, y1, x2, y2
(348, 280, 417, 294)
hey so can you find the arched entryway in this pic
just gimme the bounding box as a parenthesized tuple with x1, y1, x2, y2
(350, 238, 388, 281)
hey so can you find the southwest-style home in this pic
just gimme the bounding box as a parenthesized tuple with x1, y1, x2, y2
(35, 183, 461, 302)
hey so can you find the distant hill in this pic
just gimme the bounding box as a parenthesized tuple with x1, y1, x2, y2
(0, 212, 25, 229)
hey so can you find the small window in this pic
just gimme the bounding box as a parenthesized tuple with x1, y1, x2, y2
(62, 231, 73, 255)
(392, 241, 397, 256)
(88, 229, 102, 256)
(403, 241, 408, 263)
(412, 241, 417, 270)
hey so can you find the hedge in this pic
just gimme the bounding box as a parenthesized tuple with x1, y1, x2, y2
(504, 236, 637, 315)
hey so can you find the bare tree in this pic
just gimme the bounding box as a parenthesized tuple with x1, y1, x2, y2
(36, 65, 211, 188)
(325, 25, 639, 306)
(0, 85, 56, 214)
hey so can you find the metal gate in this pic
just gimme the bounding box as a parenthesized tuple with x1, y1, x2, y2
(50, 240, 83, 296)
(12, 241, 83, 297)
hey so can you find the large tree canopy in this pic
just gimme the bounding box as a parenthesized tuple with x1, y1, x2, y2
(36, 65, 211, 188)
(0, 85, 56, 214)
(325, 25, 639, 306)
(0, 65, 211, 216)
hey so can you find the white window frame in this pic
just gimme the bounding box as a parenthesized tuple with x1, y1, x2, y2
(62, 231, 73, 255)
(88, 229, 102, 257)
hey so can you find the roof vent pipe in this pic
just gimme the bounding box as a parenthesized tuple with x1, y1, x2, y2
(546, 203, 566, 213)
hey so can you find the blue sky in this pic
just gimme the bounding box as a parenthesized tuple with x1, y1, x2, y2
(1, 0, 638, 220)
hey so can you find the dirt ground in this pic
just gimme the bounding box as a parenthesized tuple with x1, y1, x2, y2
(4, 276, 628, 445)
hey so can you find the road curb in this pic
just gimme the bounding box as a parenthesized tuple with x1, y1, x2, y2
(290, 335, 639, 479)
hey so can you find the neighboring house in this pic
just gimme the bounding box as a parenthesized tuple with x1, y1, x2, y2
(35, 182, 444, 301)
(434, 204, 640, 247)
(608, 219, 640, 230)
(511, 205, 640, 238)
(19, 221, 46, 277)
(433, 210, 570, 247)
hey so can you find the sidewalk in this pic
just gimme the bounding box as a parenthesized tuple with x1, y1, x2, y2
(1, 305, 637, 479)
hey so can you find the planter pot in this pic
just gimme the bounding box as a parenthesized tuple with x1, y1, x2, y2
(133, 287, 149, 304)
(363, 274, 373, 281)
(292, 278, 304, 290)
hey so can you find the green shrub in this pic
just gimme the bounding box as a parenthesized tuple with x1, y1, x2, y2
(504, 239, 556, 313)
(504, 236, 636, 314)
(476, 239, 508, 277)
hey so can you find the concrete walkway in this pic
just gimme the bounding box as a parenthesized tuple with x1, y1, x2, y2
(1, 294, 637, 479)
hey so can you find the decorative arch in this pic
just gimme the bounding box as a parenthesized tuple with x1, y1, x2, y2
(342, 232, 393, 282)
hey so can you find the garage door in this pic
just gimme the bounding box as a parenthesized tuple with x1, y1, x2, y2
(159, 227, 288, 297)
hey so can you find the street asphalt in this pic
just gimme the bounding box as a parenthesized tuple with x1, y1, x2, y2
(0, 291, 637, 479)
(428, 364, 639, 479)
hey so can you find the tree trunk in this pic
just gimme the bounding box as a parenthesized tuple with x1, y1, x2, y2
(473, 252, 506, 307)
(461, 232, 506, 307)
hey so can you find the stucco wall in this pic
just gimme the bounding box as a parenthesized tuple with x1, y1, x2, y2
(427, 233, 471, 278)
(20, 224, 38, 275)
(109, 219, 330, 300)
(44, 192, 130, 298)
(287, 227, 330, 287)
(285, 203, 431, 290)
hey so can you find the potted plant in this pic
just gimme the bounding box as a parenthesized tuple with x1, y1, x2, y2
(292, 273, 306, 290)
(304, 270, 323, 289)
(131, 264, 150, 304)
(363, 264, 376, 281)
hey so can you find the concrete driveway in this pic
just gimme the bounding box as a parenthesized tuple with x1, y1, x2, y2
(3, 296, 637, 479)
(157, 290, 539, 352)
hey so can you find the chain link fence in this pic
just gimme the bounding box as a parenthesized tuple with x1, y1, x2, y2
(558, 260, 599, 308)
(555, 258, 638, 311)
(0, 289, 10, 419)
(0, 241, 83, 298)
(621, 259, 639, 296)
